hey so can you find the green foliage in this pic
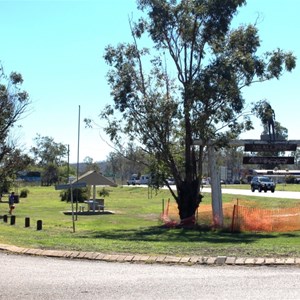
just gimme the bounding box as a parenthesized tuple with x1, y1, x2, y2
(20, 188, 30, 198)
(57, 164, 76, 183)
(98, 187, 110, 198)
(0, 64, 32, 186)
(59, 187, 90, 203)
(29, 135, 70, 186)
(41, 163, 59, 186)
(30, 134, 68, 167)
(0, 181, 10, 193)
(285, 175, 296, 184)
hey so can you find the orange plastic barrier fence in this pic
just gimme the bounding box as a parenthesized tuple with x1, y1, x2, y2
(161, 198, 236, 228)
(161, 198, 300, 232)
(232, 205, 300, 232)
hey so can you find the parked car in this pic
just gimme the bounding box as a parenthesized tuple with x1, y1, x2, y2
(250, 176, 276, 193)
(127, 174, 140, 185)
(140, 174, 150, 185)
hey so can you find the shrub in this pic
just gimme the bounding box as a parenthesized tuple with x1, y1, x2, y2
(59, 187, 90, 202)
(20, 188, 30, 198)
(286, 175, 296, 184)
(98, 187, 110, 198)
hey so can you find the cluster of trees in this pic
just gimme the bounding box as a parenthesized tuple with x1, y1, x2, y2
(29, 134, 71, 185)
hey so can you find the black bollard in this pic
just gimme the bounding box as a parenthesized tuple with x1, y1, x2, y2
(3, 215, 8, 223)
(25, 217, 30, 228)
(37, 220, 42, 231)
(10, 215, 16, 225)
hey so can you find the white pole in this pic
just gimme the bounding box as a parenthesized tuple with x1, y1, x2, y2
(208, 144, 223, 227)
(75, 105, 81, 220)
(70, 184, 75, 233)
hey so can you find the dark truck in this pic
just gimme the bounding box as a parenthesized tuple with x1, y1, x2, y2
(250, 176, 276, 193)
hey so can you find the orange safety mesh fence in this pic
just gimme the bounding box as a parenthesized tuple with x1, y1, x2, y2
(232, 205, 300, 232)
(161, 198, 239, 228)
(161, 198, 300, 232)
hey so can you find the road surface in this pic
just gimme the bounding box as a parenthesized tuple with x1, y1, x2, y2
(140, 184, 300, 200)
(206, 187, 300, 199)
(0, 253, 300, 300)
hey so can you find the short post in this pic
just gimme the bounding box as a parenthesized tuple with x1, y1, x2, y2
(37, 220, 42, 231)
(10, 215, 16, 225)
(3, 215, 8, 223)
(25, 217, 30, 228)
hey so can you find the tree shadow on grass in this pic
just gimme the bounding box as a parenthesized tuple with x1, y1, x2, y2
(77, 226, 300, 245)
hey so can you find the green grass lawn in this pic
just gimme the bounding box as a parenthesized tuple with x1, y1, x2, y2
(0, 185, 300, 258)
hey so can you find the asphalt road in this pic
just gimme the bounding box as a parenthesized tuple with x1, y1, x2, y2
(1, 253, 300, 300)
(148, 184, 300, 199)
(206, 186, 300, 199)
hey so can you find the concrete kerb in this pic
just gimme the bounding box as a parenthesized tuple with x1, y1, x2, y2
(0, 243, 300, 266)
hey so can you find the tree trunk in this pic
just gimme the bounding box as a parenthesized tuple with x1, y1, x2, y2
(177, 88, 201, 227)
(177, 179, 202, 227)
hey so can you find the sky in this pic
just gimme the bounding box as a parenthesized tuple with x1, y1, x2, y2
(0, 0, 299, 163)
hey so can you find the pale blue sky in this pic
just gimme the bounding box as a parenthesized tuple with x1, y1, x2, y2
(1, 0, 299, 163)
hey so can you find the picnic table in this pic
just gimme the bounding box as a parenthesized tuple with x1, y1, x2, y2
(84, 199, 105, 212)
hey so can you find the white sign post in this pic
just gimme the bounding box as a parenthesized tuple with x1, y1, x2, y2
(208, 145, 223, 227)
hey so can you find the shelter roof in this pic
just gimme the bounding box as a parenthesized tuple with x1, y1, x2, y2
(72, 170, 117, 187)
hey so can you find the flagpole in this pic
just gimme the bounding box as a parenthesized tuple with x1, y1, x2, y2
(76, 105, 81, 221)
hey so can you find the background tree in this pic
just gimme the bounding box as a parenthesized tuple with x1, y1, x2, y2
(0, 149, 33, 192)
(30, 134, 68, 166)
(105, 145, 150, 184)
(218, 147, 244, 182)
(83, 156, 100, 173)
(30, 134, 68, 185)
(41, 163, 59, 186)
(58, 163, 76, 183)
(0, 64, 32, 192)
(99, 0, 296, 224)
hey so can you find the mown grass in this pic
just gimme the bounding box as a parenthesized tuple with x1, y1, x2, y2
(0, 185, 300, 257)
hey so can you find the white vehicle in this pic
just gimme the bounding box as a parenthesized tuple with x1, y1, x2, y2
(127, 174, 140, 185)
(140, 174, 150, 185)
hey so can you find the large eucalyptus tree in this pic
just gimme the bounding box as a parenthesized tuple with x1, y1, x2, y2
(100, 0, 296, 224)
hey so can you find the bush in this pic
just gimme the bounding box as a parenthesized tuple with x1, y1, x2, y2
(59, 187, 90, 202)
(20, 188, 30, 198)
(286, 175, 296, 184)
(98, 187, 110, 198)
